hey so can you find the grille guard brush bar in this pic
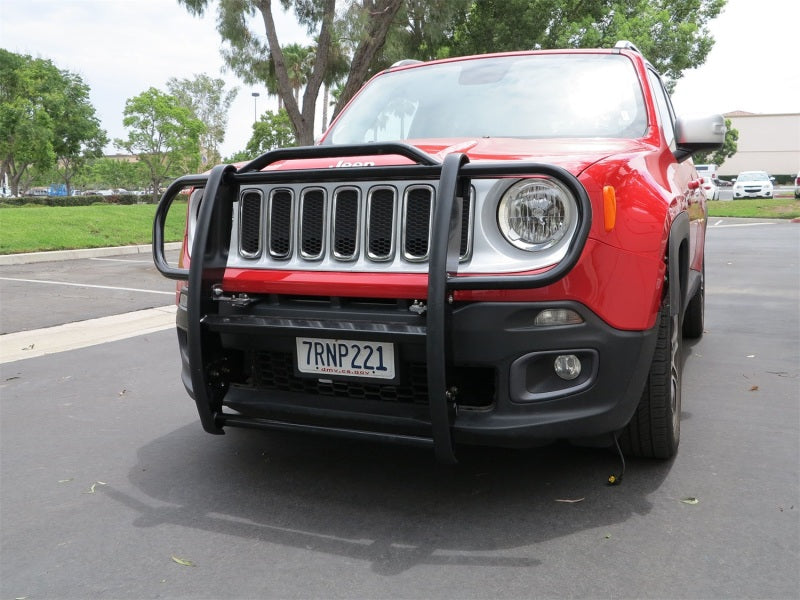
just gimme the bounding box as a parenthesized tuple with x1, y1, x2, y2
(152, 142, 592, 463)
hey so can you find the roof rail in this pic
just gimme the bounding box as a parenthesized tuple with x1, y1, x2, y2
(390, 59, 423, 69)
(614, 40, 642, 54)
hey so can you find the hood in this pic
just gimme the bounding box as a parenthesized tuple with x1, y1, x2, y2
(261, 137, 650, 178)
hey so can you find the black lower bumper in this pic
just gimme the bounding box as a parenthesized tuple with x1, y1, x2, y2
(175, 296, 657, 451)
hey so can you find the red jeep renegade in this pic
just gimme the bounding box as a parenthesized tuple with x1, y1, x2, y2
(154, 42, 724, 463)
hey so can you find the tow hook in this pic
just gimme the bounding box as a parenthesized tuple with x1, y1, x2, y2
(211, 284, 257, 307)
(409, 300, 427, 315)
(446, 386, 459, 415)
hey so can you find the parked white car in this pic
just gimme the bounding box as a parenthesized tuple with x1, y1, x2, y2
(733, 171, 773, 199)
(701, 177, 719, 200)
(695, 164, 719, 200)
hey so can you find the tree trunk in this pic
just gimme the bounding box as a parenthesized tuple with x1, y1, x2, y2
(256, 0, 335, 146)
(4, 157, 27, 197)
(333, 0, 404, 121)
(322, 85, 329, 132)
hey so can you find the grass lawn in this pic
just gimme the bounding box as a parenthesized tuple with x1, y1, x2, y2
(707, 197, 800, 220)
(1, 194, 797, 255)
(0, 202, 186, 254)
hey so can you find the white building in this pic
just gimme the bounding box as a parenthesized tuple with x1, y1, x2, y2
(717, 111, 800, 177)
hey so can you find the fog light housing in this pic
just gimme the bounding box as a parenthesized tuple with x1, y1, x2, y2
(554, 354, 582, 380)
(534, 308, 584, 326)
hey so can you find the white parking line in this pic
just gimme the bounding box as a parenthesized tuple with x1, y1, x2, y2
(709, 222, 777, 228)
(0, 277, 174, 295)
(0, 305, 177, 364)
(89, 257, 155, 263)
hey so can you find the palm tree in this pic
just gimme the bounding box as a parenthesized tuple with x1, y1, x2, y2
(320, 33, 351, 131)
(282, 43, 312, 104)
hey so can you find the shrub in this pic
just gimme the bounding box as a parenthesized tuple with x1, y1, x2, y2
(2, 193, 158, 207)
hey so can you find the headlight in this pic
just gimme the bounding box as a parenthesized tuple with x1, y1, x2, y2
(498, 178, 577, 251)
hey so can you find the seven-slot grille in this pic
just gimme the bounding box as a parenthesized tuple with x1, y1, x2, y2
(238, 183, 473, 263)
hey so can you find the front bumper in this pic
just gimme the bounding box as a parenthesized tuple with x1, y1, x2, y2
(175, 296, 657, 449)
(734, 186, 772, 198)
(153, 146, 601, 462)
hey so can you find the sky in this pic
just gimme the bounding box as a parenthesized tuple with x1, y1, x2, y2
(1, 0, 799, 159)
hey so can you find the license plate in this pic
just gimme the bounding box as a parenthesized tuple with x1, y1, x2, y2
(295, 337, 396, 380)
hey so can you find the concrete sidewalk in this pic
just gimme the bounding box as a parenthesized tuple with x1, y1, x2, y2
(0, 242, 183, 266)
(0, 305, 177, 364)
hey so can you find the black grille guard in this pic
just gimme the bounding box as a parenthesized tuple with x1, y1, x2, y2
(153, 142, 592, 464)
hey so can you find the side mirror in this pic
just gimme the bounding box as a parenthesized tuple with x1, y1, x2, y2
(674, 114, 726, 162)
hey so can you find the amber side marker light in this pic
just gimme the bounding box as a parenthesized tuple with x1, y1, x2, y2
(603, 185, 617, 232)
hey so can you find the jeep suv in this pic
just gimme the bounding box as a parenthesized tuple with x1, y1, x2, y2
(154, 42, 724, 463)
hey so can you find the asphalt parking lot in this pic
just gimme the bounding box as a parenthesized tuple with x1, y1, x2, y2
(1, 219, 798, 599)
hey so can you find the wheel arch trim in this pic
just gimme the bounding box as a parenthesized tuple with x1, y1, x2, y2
(667, 212, 690, 317)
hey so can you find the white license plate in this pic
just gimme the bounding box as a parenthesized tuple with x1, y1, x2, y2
(296, 337, 396, 380)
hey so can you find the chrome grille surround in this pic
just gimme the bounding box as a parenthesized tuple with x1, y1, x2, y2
(228, 178, 589, 275)
(401, 185, 434, 262)
(366, 186, 398, 262)
(331, 187, 360, 261)
(299, 187, 326, 259)
(238, 189, 263, 258)
(268, 188, 293, 259)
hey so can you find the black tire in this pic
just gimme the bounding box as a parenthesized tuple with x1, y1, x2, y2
(620, 296, 682, 459)
(682, 263, 705, 339)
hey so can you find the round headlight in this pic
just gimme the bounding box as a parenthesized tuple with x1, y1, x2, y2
(498, 178, 576, 251)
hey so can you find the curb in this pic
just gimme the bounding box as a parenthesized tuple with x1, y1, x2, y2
(0, 304, 178, 364)
(0, 242, 183, 266)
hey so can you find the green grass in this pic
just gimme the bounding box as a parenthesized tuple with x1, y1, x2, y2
(707, 198, 800, 220)
(1, 195, 797, 255)
(0, 202, 186, 254)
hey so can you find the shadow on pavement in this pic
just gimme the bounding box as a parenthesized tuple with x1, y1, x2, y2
(105, 424, 672, 575)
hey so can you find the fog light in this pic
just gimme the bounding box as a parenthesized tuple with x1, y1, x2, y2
(534, 308, 584, 326)
(554, 354, 582, 380)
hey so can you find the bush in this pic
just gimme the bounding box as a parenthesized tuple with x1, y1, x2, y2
(1, 193, 157, 207)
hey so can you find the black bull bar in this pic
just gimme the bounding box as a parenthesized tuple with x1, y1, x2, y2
(153, 143, 592, 463)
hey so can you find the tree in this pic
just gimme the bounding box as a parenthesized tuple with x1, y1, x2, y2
(166, 73, 238, 166)
(319, 31, 351, 130)
(282, 43, 313, 103)
(451, 0, 726, 88)
(692, 118, 739, 166)
(380, 0, 471, 63)
(72, 157, 149, 192)
(330, 0, 404, 120)
(178, 0, 403, 145)
(0, 50, 107, 196)
(179, 0, 723, 144)
(247, 108, 297, 157)
(52, 71, 108, 195)
(115, 87, 205, 202)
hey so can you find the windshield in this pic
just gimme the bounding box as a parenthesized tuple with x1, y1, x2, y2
(738, 172, 769, 181)
(325, 54, 648, 144)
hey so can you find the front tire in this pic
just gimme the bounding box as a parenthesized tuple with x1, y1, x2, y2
(620, 296, 682, 459)
(683, 263, 705, 339)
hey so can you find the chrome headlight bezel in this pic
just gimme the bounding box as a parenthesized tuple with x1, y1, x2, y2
(497, 177, 579, 253)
